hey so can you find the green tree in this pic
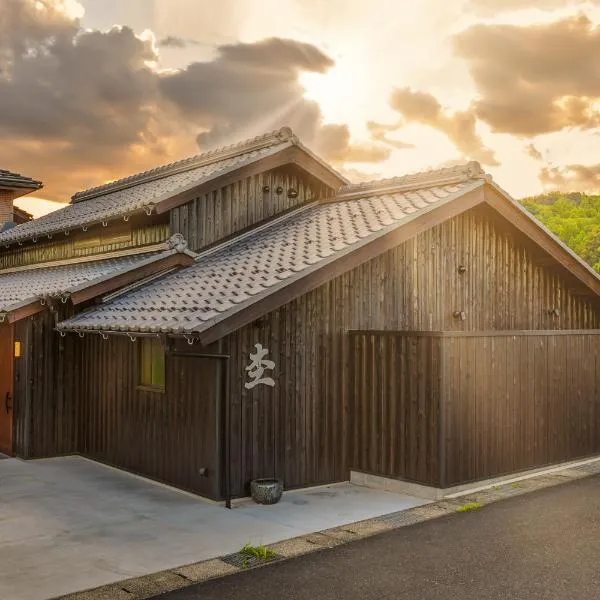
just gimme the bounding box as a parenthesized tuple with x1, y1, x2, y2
(520, 193, 600, 272)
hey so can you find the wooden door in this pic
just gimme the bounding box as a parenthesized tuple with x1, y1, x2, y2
(167, 355, 219, 498)
(0, 325, 14, 454)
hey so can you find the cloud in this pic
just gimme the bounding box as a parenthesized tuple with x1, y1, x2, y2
(160, 37, 333, 137)
(0, 3, 378, 201)
(160, 37, 388, 163)
(453, 15, 600, 136)
(367, 121, 415, 150)
(158, 35, 188, 48)
(157, 35, 205, 48)
(540, 163, 600, 192)
(315, 124, 391, 163)
(464, 0, 600, 15)
(526, 143, 543, 160)
(0, 0, 189, 199)
(387, 88, 498, 165)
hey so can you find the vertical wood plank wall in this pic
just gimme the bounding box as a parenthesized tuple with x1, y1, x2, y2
(170, 166, 332, 252)
(74, 336, 219, 498)
(357, 205, 600, 331)
(223, 205, 600, 496)
(441, 331, 600, 486)
(12, 311, 79, 457)
(348, 332, 442, 486)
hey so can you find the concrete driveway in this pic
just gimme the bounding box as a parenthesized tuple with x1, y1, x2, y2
(0, 456, 428, 600)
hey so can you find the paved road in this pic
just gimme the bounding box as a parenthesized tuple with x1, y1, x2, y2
(158, 476, 600, 600)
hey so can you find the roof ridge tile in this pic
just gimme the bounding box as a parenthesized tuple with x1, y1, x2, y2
(336, 161, 490, 200)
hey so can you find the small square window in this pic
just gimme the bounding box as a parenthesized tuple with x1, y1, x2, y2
(139, 338, 165, 391)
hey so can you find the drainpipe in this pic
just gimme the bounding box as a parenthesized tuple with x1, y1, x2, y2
(224, 349, 231, 510)
(215, 338, 232, 510)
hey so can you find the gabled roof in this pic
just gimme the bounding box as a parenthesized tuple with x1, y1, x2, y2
(0, 235, 196, 324)
(56, 163, 489, 340)
(0, 127, 347, 248)
(0, 169, 42, 192)
(56, 159, 600, 342)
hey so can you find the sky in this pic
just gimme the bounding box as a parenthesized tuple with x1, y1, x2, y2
(3, 0, 600, 217)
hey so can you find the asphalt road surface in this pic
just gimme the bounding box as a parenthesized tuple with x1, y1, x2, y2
(158, 475, 600, 600)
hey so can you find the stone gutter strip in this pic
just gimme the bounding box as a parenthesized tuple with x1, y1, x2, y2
(55, 462, 600, 600)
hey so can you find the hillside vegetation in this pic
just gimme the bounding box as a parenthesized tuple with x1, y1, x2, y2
(520, 192, 600, 272)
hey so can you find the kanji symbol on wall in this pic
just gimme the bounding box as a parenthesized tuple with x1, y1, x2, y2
(244, 343, 276, 389)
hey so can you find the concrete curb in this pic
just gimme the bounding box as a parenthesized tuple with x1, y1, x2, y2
(55, 463, 600, 600)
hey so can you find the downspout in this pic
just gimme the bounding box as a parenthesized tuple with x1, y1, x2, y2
(215, 338, 232, 510)
(224, 348, 231, 510)
(438, 335, 447, 490)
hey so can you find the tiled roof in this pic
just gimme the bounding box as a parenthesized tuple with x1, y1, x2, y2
(57, 163, 487, 336)
(0, 251, 164, 316)
(0, 127, 345, 247)
(72, 127, 297, 202)
(0, 169, 42, 190)
(0, 135, 291, 247)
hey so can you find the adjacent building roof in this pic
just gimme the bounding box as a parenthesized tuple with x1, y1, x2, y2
(0, 253, 155, 318)
(0, 127, 347, 248)
(57, 162, 489, 338)
(0, 169, 42, 192)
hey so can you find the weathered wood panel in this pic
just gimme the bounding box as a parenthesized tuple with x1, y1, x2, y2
(222, 206, 600, 496)
(373, 205, 600, 331)
(12, 311, 79, 458)
(348, 332, 442, 486)
(12, 318, 32, 457)
(441, 331, 600, 486)
(0, 220, 169, 270)
(170, 166, 332, 253)
(76, 336, 220, 498)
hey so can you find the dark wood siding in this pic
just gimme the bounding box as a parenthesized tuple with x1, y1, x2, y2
(222, 205, 600, 495)
(349, 332, 442, 486)
(76, 336, 220, 498)
(441, 331, 600, 486)
(12, 319, 31, 456)
(348, 330, 600, 489)
(12, 311, 79, 458)
(13, 324, 220, 497)
(350, 205, 599, 331)
(170, 166, 332, 253)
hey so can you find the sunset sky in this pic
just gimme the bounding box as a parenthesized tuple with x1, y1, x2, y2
(3, 0, 600, 217)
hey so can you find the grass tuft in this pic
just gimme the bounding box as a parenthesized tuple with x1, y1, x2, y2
(240, 543, 277, 561)
(456, 502, 482, 513)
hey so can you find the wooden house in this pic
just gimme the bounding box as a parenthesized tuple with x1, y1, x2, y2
(1, 128, 599, 504)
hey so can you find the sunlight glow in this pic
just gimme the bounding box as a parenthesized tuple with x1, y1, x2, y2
(299, 52, 373, 126)
(54, 0, 85, 20)
(14, 197, 65, 218)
